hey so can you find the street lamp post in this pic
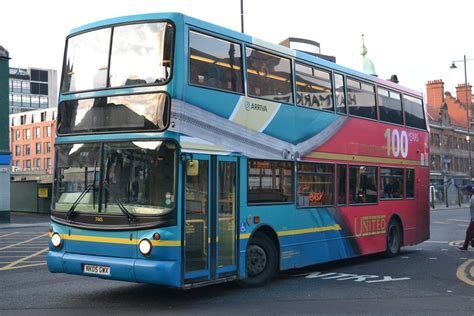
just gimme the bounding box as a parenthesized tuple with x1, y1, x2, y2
(451, 55, 474, 182)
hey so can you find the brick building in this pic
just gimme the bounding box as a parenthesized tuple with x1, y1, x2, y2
(10, 107, 56, 175)
(426, 80, 472, 187)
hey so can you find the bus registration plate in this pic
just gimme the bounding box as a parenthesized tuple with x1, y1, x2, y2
(83, 264, 110, 276)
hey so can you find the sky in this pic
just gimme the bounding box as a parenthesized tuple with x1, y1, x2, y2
(1, 0, 474, 97)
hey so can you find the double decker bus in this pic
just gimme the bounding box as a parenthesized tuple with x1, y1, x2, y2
(47, 12, 429, 288)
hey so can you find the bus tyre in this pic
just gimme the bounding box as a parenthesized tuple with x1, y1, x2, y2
(240, 232, 278, 287)
(385, 219, 402, 257)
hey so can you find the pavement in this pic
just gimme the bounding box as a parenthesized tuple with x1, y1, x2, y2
(0, 212, 50, 229)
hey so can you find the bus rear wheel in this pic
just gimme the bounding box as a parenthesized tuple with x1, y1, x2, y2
(240, 232, 277, 287)
(385, 219, 402, 257)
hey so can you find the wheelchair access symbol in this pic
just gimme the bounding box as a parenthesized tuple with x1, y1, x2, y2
(240, 222, 247, 233)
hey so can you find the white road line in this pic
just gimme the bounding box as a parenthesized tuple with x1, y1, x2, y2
(0, 233, 48, 251)
(449, 219, 470, 222)
(425, 241, 449, 244)
(1, 262, 47, 270)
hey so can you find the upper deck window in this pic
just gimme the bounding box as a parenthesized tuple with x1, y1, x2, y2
(403, 95, 426, 129)
(189, 31, 243, 93)
(335, 74, 346, 114)
(347, 78, 376, 119)
(57, 92, 170, 135)
(61, 22, 174, 93)
(246, 48, 293, 103)
(295, 63, 333, 111)
(378, 88, 403, 125)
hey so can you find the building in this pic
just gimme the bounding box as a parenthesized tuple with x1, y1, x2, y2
(10, 107, 56, 178)
(8, 66, 57, 114)
(426, 80, 472, 189)
(0, 46, 11, 222)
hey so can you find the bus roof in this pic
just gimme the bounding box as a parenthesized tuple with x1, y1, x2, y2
(68, 12, 422, 98)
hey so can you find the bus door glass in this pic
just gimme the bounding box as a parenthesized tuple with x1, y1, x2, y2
(184, 155, 238, 281)
(216, 156, 238, 276)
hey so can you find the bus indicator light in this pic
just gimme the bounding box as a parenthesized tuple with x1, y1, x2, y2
(254, 216, 260, 224)
(153, 233, 161, 240)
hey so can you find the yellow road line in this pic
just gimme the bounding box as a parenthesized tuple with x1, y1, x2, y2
(0, 262, 47, 271)
(0, 232, 19, 238)
(0, 233, 48, 251)
(456, 259, 474, 286)
(0, 248, 49, 271)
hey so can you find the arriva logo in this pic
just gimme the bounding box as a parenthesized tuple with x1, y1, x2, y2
(244, 101, 268, 112)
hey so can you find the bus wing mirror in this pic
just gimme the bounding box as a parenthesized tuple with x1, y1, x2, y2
(187, 160, 199, 176)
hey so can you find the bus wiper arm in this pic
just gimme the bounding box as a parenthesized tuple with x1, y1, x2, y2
(66, 184, 93, 220)
(103, 181, 137, 224)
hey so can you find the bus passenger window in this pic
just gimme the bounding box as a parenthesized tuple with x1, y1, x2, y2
(406, 169, 415, 198)
(295, 63, 333, 111)
(403, 95, 426, 129)
(380, 167, 404, 199)
(248, 160, 293, 204)
(349, 165, 377, 204)
(347, 78, 376, 120)
(189, 31, 243, 93)
(297, 162, 334, 207)
(246, 48, 293, 104)
(378, 88, 403, 125)
(337, 165, 347, 204)
(335, 74, 346, 114)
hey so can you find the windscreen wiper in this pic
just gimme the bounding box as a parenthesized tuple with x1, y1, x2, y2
(66, 184, 93, 220)
(103, 181, 137, 224)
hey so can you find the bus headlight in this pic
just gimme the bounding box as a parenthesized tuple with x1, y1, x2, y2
(51, 233, 62, 248)
(139, 239, 152, 256)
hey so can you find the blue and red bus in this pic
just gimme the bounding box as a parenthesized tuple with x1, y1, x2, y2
(47, 13, 430, 288)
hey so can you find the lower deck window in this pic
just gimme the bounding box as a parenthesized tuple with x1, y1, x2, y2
(380, 167, 404, 199)
(297, 162, 334, 207)
(248, 160, 293, 204)
(349, 165, 377, 204)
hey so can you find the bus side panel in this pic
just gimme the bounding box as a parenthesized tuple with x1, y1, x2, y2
(416, 167, 430, 243)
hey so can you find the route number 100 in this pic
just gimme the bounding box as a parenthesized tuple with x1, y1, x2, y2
(384, 128, 408, 158)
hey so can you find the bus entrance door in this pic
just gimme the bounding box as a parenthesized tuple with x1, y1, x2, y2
(184, 155, 238, 283)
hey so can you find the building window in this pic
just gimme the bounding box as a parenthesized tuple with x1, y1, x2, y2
(246, 47, 293, 103)
(45, 142, 51, 153)
(35, 143, 42, 154)
(349, 165, 378, 204)
(24, 129, 31, 140)
(34, 158, 41, 169)
(45, 158, 51, 169)
(44, 126, 51, 137)
(380, 167, 404, 199)
(15, 130, 20, 140)
(189, 31, 243, 94)
(15, 145, 21, 156)
(297, 162, 334, 207)
(40, 112, 46, 122)
(35, 127, 41, 139)
(248, 159, 293, 204)
(24, 160, 31, 170)
(20, 115, 26, 125)
(24, 144, 30, 156)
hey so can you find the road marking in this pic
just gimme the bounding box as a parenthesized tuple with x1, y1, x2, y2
(425, 240, 449, 244)
(0, 233, 48, 251)
(449, 219, 470, 223)
(429, 257, 438, 260)
(456, 259, 474, 286)
(433, 221, 449, 225)
(0, 247, 49, 271)
(0, 232, 19, 238)
(306, 272, 411, 283)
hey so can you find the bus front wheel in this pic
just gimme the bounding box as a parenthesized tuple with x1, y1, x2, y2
(241, 232, 277, 286)
(385, 219, 402, 257)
